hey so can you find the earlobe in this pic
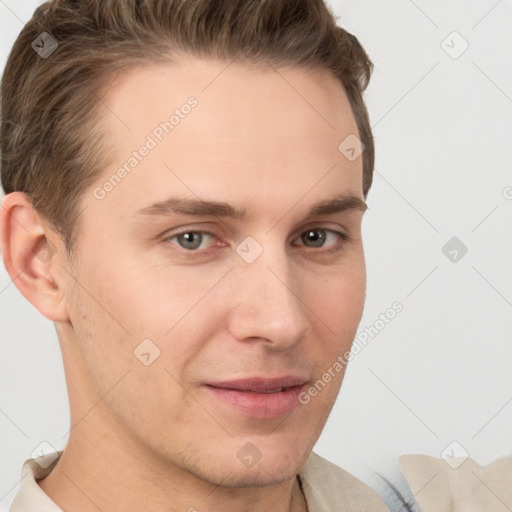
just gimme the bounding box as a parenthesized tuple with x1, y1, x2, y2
(0, 191, 70, 322)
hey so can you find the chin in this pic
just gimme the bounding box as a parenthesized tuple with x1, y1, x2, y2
(215, 442, 309, 487)
(205, 460, 302, 488)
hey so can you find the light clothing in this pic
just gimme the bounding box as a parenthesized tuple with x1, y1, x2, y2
(298, 451, 391, 510)
(13, 449, 511, 511)
(9, 450, 391, 511)
(398, 453, 512, 512)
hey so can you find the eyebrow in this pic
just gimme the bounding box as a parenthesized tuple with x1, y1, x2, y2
(133, 192, 367, 220)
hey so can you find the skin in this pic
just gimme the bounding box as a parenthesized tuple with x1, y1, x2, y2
(1, 56, 367, 512)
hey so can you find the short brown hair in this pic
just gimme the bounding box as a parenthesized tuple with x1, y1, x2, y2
(1, 0, 374, 255)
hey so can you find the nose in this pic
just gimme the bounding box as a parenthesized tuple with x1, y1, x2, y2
(227, 241, 311, 349)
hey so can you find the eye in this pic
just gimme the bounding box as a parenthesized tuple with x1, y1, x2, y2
(166, 231, 217, 251)
(294, 228, 349, 252)
(164, 227, 349, 254)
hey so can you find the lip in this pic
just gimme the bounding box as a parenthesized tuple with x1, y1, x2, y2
(202, 375, 308, 419)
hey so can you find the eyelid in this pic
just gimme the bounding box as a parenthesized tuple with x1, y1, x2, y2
(163, 225, 350, 254)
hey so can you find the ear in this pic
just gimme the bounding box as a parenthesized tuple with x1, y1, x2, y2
(0, 191, 70, 322)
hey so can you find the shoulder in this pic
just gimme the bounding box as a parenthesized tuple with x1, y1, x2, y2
(298, 451, 390, 511)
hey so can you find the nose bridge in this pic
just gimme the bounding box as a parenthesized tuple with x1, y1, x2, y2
(228, 237, 311, 347)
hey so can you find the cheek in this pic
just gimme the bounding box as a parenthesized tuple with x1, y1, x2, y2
(67, 259, 212, 394)
(308, 257, 366, 322)
(66, 280, 131, 392)
(304, 258, 366, 371)
(67, 277, 192, 426)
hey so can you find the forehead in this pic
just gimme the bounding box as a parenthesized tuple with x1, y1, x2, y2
(89, 57, 363, 221)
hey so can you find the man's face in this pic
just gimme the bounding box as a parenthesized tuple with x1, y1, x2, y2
(60, 57, 367, 486)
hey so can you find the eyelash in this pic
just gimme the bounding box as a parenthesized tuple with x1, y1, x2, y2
(163, 228, 351, 256)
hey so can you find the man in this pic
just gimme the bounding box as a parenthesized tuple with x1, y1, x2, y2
(1, 0, 402, 510)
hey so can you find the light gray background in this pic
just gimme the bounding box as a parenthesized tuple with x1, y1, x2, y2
(1, 1, 511, 511)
